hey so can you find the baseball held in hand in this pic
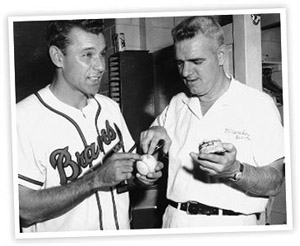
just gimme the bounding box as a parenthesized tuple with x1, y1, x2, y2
(136, 154, 157, 175)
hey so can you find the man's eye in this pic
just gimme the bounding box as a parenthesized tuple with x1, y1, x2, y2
(100, 51, 106, 57)
(194, 60, 204, 65)
(176, 61, 183, 66)
(83, 52, 93, 58)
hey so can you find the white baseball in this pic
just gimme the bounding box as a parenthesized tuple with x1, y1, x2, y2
(136, 154, 157, 175)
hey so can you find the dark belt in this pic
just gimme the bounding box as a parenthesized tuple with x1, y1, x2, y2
(167, 199, 243, 216)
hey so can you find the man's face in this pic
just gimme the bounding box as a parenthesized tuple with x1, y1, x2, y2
(60, 27, 106, 97)
(174, 33, 223, 99)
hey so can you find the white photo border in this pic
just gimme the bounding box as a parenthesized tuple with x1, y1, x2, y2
(8, 8, 292, 239)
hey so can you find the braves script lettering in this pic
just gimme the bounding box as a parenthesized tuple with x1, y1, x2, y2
(97, 120, 117, 152)
(50, 120, 117, 185)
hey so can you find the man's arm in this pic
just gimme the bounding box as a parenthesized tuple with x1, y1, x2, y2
(190, 143, 285, 197)
(19, 175, 93, 227)
(230, 158, 284, 197)
(19, 152, 140, 227)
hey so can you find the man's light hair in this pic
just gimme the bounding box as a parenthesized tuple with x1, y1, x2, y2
(172, 16, 224, 52)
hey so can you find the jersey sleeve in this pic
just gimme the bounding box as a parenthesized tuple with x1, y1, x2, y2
(17, 105, 46, 190)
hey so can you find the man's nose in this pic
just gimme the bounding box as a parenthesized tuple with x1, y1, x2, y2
(93, 56, 105, 72)
(181, 62, 192, 78)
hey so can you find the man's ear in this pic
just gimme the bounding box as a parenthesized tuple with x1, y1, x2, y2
(49, 46, 64, 68)
(217, 44, 228, 66)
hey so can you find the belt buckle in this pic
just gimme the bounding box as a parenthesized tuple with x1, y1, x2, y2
(186, 201, 199, 215)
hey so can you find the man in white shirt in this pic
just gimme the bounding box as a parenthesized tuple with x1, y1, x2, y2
(140, 16, 284, 227)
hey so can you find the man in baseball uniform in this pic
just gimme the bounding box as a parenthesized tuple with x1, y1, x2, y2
(140, 16, 285, 227)
(17, 19, 162, 232)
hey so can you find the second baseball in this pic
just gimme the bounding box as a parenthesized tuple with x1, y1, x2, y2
(136, 154, 157, 175)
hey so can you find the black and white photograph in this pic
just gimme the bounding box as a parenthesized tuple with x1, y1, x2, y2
(9, 9, 291, 237)
(1, 1, 299, 246)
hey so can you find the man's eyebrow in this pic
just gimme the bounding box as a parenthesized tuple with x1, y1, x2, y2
(81, 47, 95, 52)
(81, 46, 107, 53)
(175, 58, 205, 62)
(188, 58, 205, 62)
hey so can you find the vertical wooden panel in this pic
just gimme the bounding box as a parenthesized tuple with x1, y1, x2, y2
(233, 15, 262, 90)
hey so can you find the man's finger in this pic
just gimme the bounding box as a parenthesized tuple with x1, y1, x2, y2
(140, 131, 152, 153)
(112, 152, 141, 161)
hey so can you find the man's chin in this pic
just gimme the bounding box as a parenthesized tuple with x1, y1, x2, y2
(188, 89, 205, 98)
(89, 83, 101, 93)
(85, 89, 100, 97)
(188, 87, 199, 95)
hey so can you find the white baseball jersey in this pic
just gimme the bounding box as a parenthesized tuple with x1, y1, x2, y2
(152, 76, 284, 226)
(17, 85, 135, 232)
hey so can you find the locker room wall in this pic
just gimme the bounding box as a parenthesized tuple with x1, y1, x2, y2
(13, 21, 54, 102)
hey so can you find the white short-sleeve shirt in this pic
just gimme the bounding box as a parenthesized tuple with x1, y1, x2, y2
(153, 77, 284, 214)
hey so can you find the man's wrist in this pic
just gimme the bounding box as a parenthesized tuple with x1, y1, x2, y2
(228, 161, 244, 182)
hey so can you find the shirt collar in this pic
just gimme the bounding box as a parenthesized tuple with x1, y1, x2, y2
(41, 84, 96, 115)
(181, 75, 238, 118)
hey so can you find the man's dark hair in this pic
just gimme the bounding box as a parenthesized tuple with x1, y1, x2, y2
(172, 16, 224, 51)
(45, 19, 104, 54)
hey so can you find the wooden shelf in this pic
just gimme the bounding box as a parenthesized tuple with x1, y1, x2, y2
(262, 61, 281, 67)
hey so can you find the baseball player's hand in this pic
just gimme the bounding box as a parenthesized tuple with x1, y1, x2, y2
(135, 160, 164, 186)
(140, 126, 172, 155)
(92, 152, 141, 189)
(189, 143, 240, 178)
